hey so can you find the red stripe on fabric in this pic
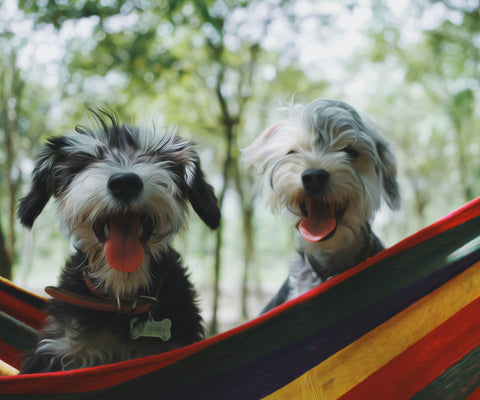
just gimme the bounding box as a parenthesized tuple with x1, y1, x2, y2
(0, 336, 222, 393)
(466, 385, 480, 400)
(339, 295, 480, 400)
(0, 291, 47, 330)
(0, 341, 22, 369)
(1, 198, 479, 394)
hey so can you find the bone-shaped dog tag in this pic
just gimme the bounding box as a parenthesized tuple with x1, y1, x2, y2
(130, 317, 172, 341)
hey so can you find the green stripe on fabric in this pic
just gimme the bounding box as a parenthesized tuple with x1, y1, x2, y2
(0, 311, 39, 352)
(412, 344, 480, 400)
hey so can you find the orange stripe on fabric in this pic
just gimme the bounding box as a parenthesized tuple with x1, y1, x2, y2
(262, 260, 480, 400)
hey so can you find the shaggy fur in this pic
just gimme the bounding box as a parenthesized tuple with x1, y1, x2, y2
(243, 99, 400, 312)
(19, 111, 220, 372)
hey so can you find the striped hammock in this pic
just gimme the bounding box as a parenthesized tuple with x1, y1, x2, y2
(1, 197, 480, 399)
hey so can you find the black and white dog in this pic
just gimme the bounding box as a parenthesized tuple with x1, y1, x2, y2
(243, 99, 400, 312)
(19, 111, 220, 372)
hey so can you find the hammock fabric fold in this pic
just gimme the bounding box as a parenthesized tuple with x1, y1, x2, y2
(1, 197, 480, 399)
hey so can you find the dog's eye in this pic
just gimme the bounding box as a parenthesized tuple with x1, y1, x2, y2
(341, 147, 359, 160)
(287, 150, 297, 155)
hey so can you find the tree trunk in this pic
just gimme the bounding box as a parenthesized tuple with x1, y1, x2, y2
(0, 215, 12, 279)
(206, 36, 260, 333)
(210, 217, 223, 335)
(209, 62, 235, 334)
(240, 205, 254, 319)
(1, 50, 22, 278)
(454, 124, 474, 202)
(209, 129, 234, 335)
(231, 159, 256, 320)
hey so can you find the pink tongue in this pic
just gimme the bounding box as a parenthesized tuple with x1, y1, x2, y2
(299, 200, 336, 242)
(104, 215, 144, 272)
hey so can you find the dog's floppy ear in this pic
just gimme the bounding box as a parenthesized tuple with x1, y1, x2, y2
(376, 140, 401, 211)
(241, 123, 280, 171)
(18, 138, 62, 228)
(185, 157, 221, 229)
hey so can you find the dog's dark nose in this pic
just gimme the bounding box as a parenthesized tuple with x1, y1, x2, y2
(302, 169, 329, 195)
(108, 173, 143, 202)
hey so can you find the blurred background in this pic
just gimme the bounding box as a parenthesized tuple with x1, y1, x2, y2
(0, 0, 479, 335)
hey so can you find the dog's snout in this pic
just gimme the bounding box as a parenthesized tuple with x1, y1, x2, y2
(302, 169, 329, 195)
(108, 173, 143, 202)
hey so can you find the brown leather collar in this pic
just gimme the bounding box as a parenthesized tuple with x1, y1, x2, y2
(44, 270, 158, 314)
(45, 286, 158, 314)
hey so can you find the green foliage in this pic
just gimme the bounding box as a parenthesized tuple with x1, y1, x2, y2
(451, 89, 474, 126)
(19, 0, 124, 29)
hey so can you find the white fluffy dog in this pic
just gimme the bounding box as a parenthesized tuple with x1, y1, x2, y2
(243, 99, 400, 312)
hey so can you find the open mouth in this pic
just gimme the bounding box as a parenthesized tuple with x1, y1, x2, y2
(298, 198, 344, 243)
(93, 212, 153, 273)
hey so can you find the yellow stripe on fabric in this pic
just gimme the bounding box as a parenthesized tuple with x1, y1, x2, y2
(0, 359, 19, 376)
(263, 261, 480, 400)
